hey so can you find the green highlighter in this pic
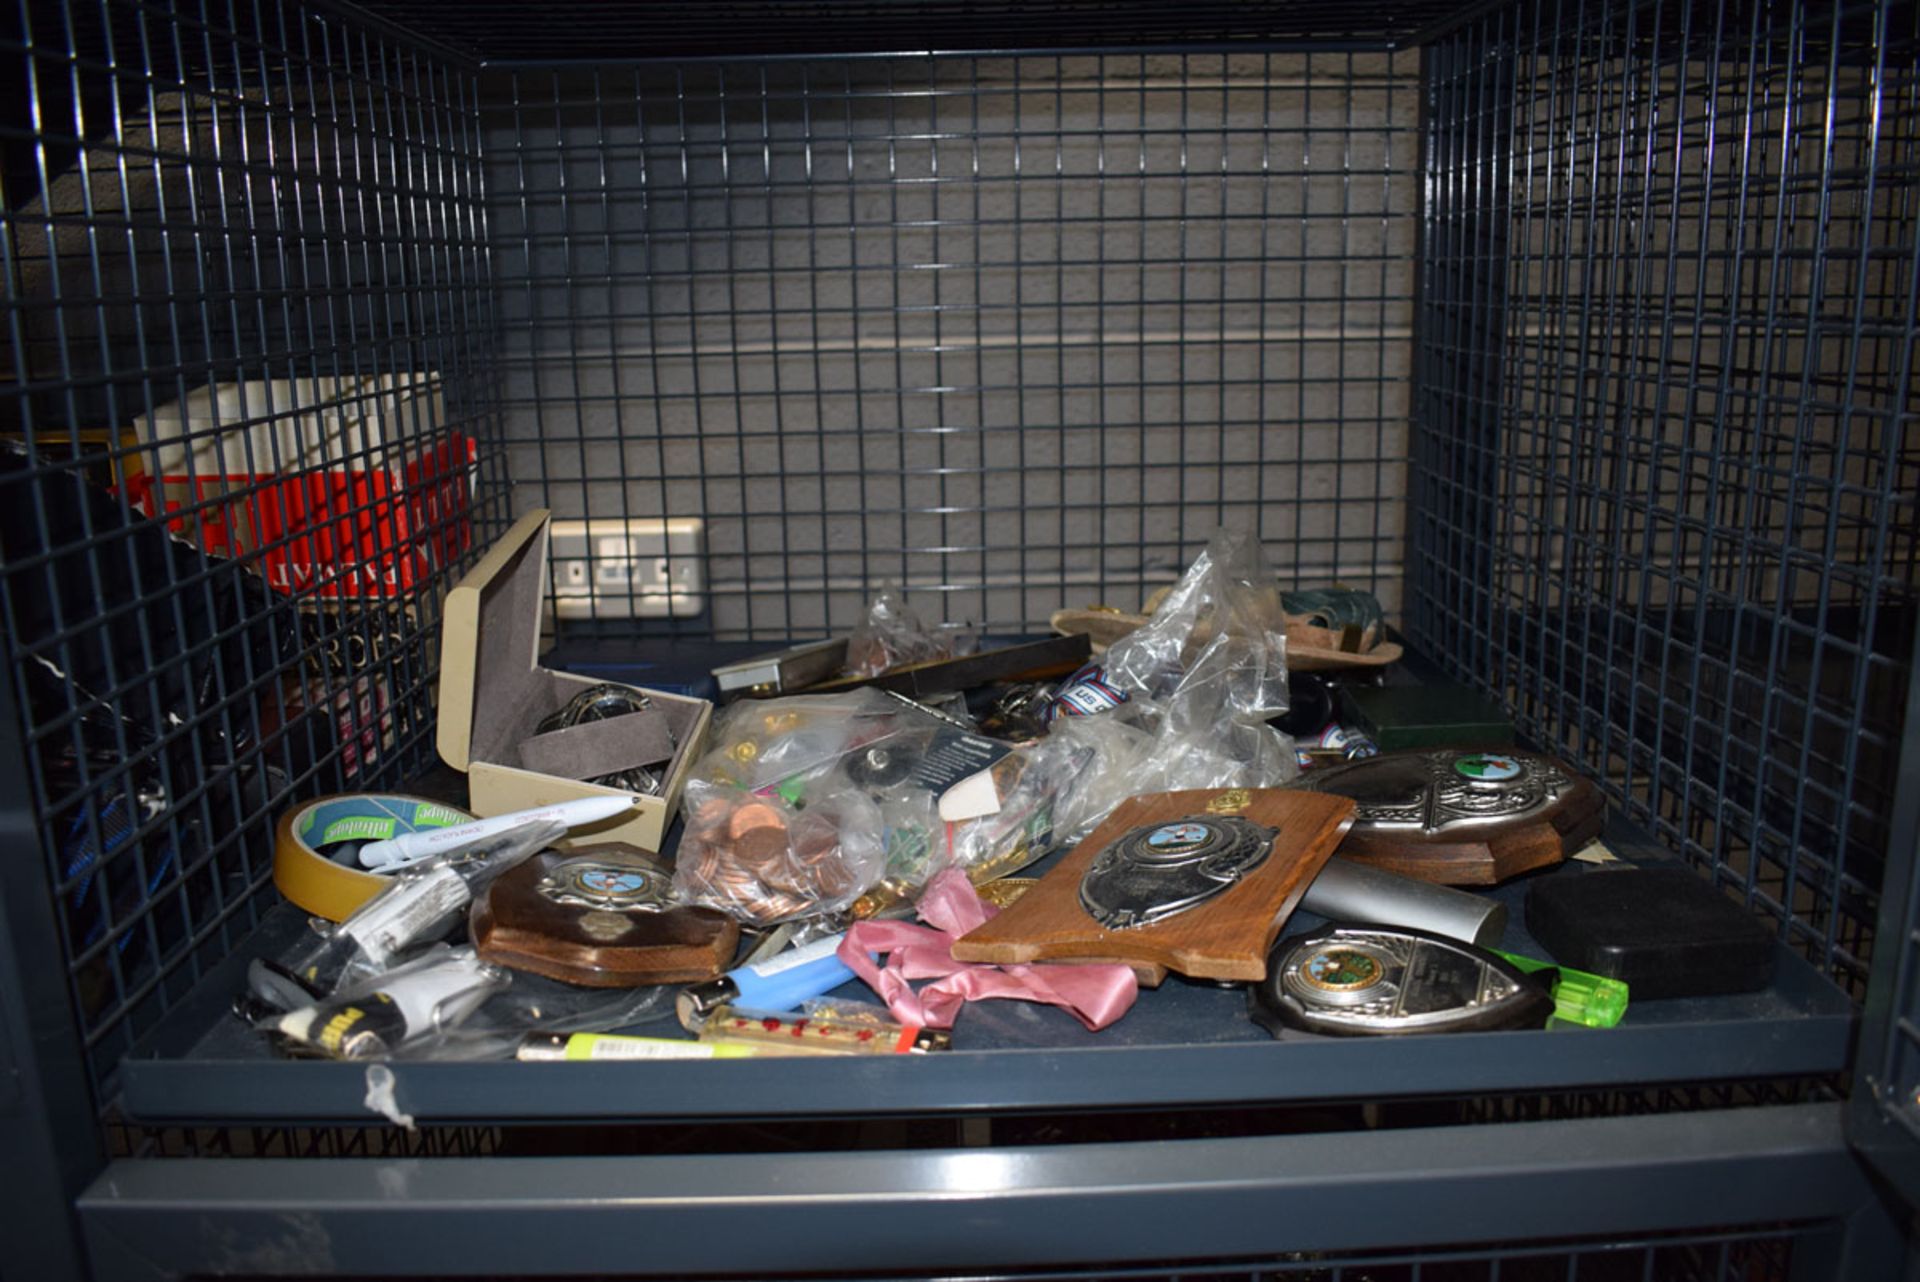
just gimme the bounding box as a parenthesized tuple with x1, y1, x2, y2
(1494, 951, 1630, 1029)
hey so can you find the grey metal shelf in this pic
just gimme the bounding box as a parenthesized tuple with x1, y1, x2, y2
(80, 1103, 1895, 1280)
(5, 0, 1914, 1273)
(115, 820, 1855, 1127)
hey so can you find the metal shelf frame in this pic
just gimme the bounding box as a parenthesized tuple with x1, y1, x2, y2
(77, 1104, 1905, 1280)
(0, 0, 1915, 1277)
(110, 823, 1857, 1127)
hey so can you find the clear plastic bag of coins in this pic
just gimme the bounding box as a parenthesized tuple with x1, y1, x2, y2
(671, 788, 887, 925)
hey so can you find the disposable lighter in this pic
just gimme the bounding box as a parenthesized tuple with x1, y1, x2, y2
(676, 932, 856, 1028)
(698, 1004, 952, 1055)
(1493, 950, 1630, 1028)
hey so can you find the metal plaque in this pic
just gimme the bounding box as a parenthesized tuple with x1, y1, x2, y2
(1078, 815, 1277, 930)
(1292, 750, 1575, 835)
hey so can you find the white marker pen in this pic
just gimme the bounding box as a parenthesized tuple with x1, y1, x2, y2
(357, 795, 637, 870)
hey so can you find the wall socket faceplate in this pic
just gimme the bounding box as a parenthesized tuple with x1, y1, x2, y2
(549, 517, 704, 618)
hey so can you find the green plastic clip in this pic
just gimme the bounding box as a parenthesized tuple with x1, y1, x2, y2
(1494, 950, 1630, 1029)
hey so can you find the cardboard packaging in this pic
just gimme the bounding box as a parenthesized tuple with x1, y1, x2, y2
(436, 510, 712, 853)
(123, 372, 476, 600)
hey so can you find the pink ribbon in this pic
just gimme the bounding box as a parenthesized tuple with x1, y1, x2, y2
(838, 867, 1138, 1031)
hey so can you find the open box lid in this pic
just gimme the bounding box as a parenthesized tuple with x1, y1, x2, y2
(437, 508, 553, 772)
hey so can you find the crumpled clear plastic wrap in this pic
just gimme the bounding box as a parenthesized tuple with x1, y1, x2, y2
(1101, 527, 1292, 728)
(246, 816, 682, 1061)
(1046, 700, 1298, 843)
(689, 689, 898, 793)
(1043, 529, 1298, 842)
(843, 587, 975, 677)
(947, 730, 1098, 880)
(415, 968, 677, 1061)
(252, 939, 682, 1063)
(256, 946, 511, 1061)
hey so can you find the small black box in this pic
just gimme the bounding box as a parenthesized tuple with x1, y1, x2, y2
(1338, 684, 1513, 751)
(1524, 867, 1775, 1000)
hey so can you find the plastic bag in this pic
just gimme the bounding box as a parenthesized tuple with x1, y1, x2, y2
(286, 818, 566, 991)
(243, 817, 685, 1062)
(674, 690, 946, 923)
(1102, 528, 1291, 728)
(947, 732, 1097, 881)
(400, 971, 677, 1062)
(258, 945, 679, 1062)
(258, 946, 512, 1060)
(1045, 699, 1298, 843)
(691, 689, 900, 794)
(240, 818, 566, 1023)
(674, 688, 1086, 923)
(844, 588, 974, 677)
(1040, 530, 1299, 841)
(674, 786, 889, 925)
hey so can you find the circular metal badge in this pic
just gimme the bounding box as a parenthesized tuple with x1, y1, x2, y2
(1300, 946, 1386, 993)
(1079, 814, 1276, 929)
(1283, 939, 1397, 1007)
(537, 858, 671, 912)
(1144, 822, 1214, 858)
(1453, 753, 1523, 782)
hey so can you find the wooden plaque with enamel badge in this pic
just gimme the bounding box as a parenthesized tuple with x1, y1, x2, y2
(1288, 748, 1604, 886)
(471, 843, 738, 986)
(950, 788, 1356, 984)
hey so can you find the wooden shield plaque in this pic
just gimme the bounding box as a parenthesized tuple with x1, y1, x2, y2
(1288, 749, 1605, 886)
(472, 844, 739, 986)
(950, 788, 1355, 984)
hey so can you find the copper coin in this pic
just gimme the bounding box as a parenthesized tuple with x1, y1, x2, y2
(809, 856, 859, 900)
(709, 861, 761, 898)
(678, 841, 722, 883)
(726, 801, 789, 870)
(790, 826, 840, 865)
(749, 889, 810, 923)
(757, 855, 804, 896)
(786, 811, 860, 898)
(687, 798, 734, 841)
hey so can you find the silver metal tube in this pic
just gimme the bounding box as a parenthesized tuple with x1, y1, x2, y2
(1301, 859, 1508, 947)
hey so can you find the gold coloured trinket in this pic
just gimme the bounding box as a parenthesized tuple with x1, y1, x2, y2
(975, 878, 1038, 909)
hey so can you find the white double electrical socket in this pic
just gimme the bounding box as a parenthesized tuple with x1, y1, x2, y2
(549, 517, 705, 618)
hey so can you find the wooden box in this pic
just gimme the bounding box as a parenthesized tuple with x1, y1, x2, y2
(436, 509, 712, 853)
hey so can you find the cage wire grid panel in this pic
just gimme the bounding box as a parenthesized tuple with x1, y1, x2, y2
(162, 1226, 1849, 1282)
(481, 51, 1420, 639)
(352, 2, 1468, 63)
(0, 0, 509, 1098)
(686, 1226, 1816, 1282)
(1409, 0, 1919, 1004)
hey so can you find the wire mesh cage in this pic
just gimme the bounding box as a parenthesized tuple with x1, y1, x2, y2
(739, 1227, 1818, 1282)
(482, 51, 1420, 637)
(0, 0, 507, 1090)
(1408, 0, 1919, 1004)
(0, 0, 1917, 1276)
